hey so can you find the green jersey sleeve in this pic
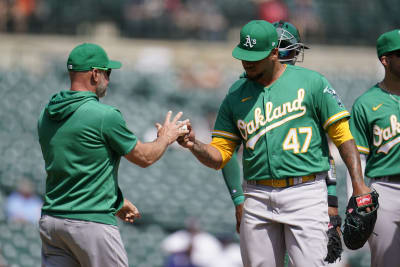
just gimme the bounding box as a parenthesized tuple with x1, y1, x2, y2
(349, 102, 370, 155)
(221, 148, 244, 206)
(213, 94, 242, 142)
(314, 76, 350, 130)
(102, 108, 138, 156)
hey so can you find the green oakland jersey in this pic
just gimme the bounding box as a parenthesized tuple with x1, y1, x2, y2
(38, 91, 137, 226)
(213, 64, 349, 180)
(350, 85, 400, 178)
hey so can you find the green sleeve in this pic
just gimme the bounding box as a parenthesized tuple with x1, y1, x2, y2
(314, 75, 349, 129)
(327, 184, 337, 196)
(349, 101, 370, 154)
(326, 153, 338, 207)
(213, 93, 241, 141)
(102, 108, 137, 156)
(221, 148, 244, 206)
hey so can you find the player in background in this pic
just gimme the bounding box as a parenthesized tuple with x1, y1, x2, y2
(178, 20, 371, 266)
(222, 20, 343, 264)
(348, 29, 400, 267)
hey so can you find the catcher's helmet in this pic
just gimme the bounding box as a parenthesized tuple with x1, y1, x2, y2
(273, 20, 309, 64)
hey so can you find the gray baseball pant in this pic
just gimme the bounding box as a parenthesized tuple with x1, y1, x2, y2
(368, 179, 400, 267)
(240, 176, 328, 267)
(39, 215, 129, 267)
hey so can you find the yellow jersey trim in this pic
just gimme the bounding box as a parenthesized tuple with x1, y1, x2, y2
(323, 111, 350, 130)
(210, 137, 238, 169)
(327, 118, 353, 147)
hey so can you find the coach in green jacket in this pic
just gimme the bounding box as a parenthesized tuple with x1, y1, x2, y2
(38, 43, 188, 267)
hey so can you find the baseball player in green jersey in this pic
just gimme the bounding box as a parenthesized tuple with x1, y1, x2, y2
(37, 43, 189, 267)
(222, 20, 343, 264)
(178, 20, 371, 266)
(349, 29, 400, 267)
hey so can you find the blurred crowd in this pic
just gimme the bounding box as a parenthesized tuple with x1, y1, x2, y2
(161, 218, 242, 267)
(0, 0, 324, 42)
(0, 0, 398, 45)
(4, 178, 42, 225)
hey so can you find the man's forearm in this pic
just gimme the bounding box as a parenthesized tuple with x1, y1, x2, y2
(125, 136, 169, 168)
(190, 140, 222, 170)
(338, 139, 365, 192)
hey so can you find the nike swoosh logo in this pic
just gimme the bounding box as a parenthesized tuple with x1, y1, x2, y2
(241, 96, 252, 102)
(372, 104, 383, 111)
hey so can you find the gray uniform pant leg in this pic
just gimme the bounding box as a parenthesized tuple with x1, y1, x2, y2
(240, 178, 328, 267)
(39, 215, 129, 267)
(368, 181, 400, 267)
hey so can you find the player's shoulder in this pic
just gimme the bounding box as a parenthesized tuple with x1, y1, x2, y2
(286, 64, 324, 79)
(227, 77, 248, 94)
(84, 100, 123, 118)
(353, 84, 381, 108)
(285, 65, 330, 94)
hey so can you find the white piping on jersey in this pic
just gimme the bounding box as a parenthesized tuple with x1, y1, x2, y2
(357, 145, 370, 154)
(212, 130, 240, 140)
(377, 136, 400, 154)
(323, 111, 350, 130)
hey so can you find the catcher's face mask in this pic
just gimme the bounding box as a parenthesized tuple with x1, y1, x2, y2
(274, 21, 308, 65)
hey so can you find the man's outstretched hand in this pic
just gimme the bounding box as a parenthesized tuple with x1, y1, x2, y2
(155, 111, 190, 145)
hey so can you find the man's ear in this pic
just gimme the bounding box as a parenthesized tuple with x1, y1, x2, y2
(269, 48, 279, 60)
(91, 69, 100, 83)
(380, 55, 389, 68)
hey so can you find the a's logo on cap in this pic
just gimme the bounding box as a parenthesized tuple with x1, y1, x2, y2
(243, 35, 256, 48)
(272, 42, 276, 47)
(68, 64, 73, 70)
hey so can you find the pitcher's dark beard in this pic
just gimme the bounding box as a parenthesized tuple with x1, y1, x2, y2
(248, 72, 264, 81)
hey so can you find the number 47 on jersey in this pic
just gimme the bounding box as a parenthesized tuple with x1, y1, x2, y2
(283, 127, 312, 154)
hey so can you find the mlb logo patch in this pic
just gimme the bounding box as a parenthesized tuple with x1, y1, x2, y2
(356, 194, 372, 207)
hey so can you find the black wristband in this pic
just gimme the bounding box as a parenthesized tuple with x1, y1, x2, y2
(329, 214, 342, 227)
(328, 195, 338, 208)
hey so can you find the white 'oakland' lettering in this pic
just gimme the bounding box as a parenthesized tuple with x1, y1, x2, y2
(236, 89, 306, 149)
(373, 115, 400, 153)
